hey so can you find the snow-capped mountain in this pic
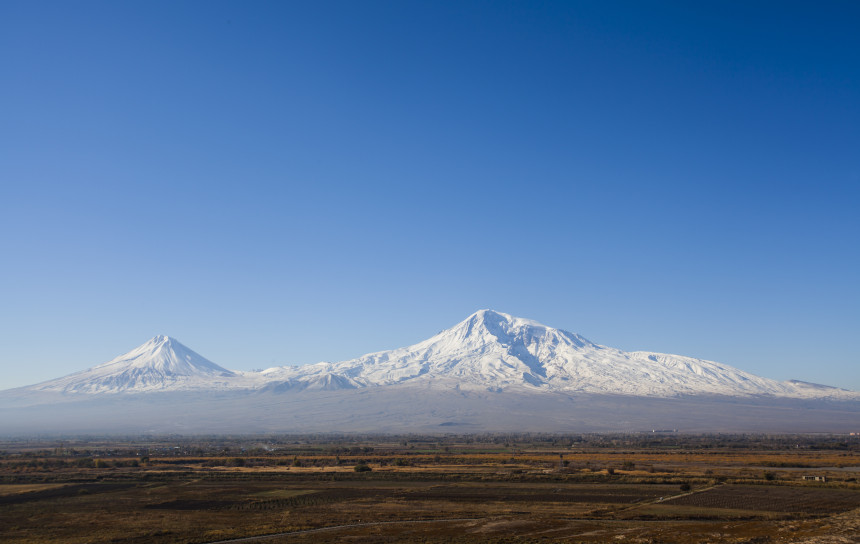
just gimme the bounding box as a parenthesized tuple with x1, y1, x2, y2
(260, 310, 857, 399)
(17, 311, 859, 400)
(5, 311, 859, 434)
(30, 335, 241, 394)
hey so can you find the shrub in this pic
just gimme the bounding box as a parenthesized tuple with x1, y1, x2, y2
(354, 463, 372, 472)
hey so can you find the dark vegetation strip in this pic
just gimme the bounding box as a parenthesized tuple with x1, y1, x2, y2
(200, 518, 482, 544)
(664, 484, 860, 514)
(147, 488, 389, 511)
(401, 491, 662, 503)
(0, 482, 135, 505)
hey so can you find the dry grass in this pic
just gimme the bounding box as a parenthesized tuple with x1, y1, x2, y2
(1, 440, 858, 543)
(0, 484, 67, 496)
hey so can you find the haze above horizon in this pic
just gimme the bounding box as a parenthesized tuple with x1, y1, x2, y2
(1, 1, 858, 391)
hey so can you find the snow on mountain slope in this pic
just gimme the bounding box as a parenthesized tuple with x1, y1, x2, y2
(269, 310, 858, 399)
(16, 311, 859, 400)
(30, 335, 245, 394)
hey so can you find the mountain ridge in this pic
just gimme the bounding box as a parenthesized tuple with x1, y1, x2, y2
(30, 334, 238, 394)
(16, 310, 859, 400)
(262, 309, 857, 399)
(4, 310, 859, 434)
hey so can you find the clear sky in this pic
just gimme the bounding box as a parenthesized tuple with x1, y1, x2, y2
(1, 1, 858, 391)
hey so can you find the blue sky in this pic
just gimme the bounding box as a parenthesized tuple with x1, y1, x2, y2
(1, 1, 858, 391)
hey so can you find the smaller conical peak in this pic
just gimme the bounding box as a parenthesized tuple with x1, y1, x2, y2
(27, 333, 234, 394)
(140, 335, 177, 354)
(92, 335, 233, 377)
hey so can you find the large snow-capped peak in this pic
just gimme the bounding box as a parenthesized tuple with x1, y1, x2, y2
(277, 309, 631, 391)
(17, 311, 859, 400)
(398, 309, 598, 381)
(442, 309, 593, 351)
(30, 335, 237, 394)
(259, 309, 585, 390)
(265, 310, 856, 399)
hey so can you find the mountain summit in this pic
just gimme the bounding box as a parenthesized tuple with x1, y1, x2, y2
(262, 310, 856, 399)
(32, 335, 235, 394)
(19, 311, 859, 400)
(6, 311, 860, 434)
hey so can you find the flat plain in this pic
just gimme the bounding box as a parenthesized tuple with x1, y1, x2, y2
(1, 434, 858, 543)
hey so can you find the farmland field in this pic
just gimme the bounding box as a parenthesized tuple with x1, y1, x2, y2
(663, 484, 860, 514)
(0, 434, 858, 543)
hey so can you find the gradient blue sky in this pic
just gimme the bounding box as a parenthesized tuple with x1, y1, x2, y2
(1, 1, 858, 391)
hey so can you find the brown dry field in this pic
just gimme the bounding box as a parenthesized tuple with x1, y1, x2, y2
(1, 436, 859, 543)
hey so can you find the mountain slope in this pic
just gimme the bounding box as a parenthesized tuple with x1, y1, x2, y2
(263, 310, 857, 399)
(4, 311, 860, 434)
(30, 335, 239, 394)
(15, 311, 859, 400)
